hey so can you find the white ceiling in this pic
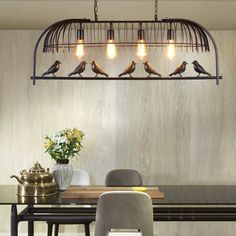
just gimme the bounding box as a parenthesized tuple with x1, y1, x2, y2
(0, 0, 235, 30)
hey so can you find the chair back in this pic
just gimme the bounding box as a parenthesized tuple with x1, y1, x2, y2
(71, 169, 90, 185)
(105, 169, 143, 187)
(95, 191, 153, 236)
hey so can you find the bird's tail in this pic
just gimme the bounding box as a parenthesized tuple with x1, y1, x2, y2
(206, 72, 211, 76)
(67, 72, 73, 77)
(119, 73, 124, 77)
(104, 73, 109, 77)
(156, 72, 162, 77)
(169, 73, 174, 76)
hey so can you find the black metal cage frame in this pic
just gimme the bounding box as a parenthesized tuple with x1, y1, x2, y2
(32, 18, 221, 85)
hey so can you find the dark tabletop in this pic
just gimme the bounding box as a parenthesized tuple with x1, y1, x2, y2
(1, 185, 236, 205)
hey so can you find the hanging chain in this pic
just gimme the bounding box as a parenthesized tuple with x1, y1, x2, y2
(94, 0, 98, 21)
(155, 0, 159, 21)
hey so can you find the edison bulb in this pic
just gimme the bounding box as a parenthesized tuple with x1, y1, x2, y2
(137, 40, 147, 60)
(166, 40, 176, 60)
(106, 40, 117, 60)
(75, 40, 85, 59)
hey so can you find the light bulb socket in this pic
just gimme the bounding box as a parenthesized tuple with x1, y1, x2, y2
(167, 29, 174, 41)
(138, 29, 145, 41)
(107, 29, 115, 41)
(77, 29, 84, 40)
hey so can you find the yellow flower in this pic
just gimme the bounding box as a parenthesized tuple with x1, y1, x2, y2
(66, 129, 84, 141)
(44, 140, 53, 150)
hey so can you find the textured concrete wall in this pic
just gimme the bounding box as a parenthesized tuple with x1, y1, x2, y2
(0, 30, 235, 235)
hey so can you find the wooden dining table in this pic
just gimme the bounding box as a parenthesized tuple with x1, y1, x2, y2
(2, 185, 236, 236)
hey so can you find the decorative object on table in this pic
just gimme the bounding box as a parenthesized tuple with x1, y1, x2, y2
(169, 61, 188, 77)
(10, 162, 57, 196)
(119, 61, 136, 77)
(132, 187, 148, 192)
(192, 60, 211, 77)
(62, 186, 164, 199)
(91, 61, 109, 77)
(143, 61, 161, 77)
(68, 61, 87, 77)
(41, 60, 61, 77)
(44, 128, 84, 191)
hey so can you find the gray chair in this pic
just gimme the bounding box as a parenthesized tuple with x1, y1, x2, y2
(105, 169, 143, 187)
(95, 191, 154, 236)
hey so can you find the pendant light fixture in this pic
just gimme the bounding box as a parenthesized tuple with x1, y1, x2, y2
(31, 0, 222, 85)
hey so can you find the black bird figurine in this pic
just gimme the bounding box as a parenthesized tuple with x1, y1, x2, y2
(119, 61, 136, 77)
(169, 61, 188, 77)
(143, 61, 161, 77)
(192, 60, 211, 77)
(41, 60, 61, 77)
(68, 61, 87, 77)
(91, 61, 108, 77)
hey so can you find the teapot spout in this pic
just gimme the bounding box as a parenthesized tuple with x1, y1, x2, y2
(10, 175, 23, 184)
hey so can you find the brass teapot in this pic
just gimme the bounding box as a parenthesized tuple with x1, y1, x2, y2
(11, 162, 57, 197)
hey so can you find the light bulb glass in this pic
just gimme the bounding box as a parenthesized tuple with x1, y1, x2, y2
(75, 40, 85, 59)
(106, 40, 117, 60)
(137, 40, 147, 60)
(166, 40, 176, 60)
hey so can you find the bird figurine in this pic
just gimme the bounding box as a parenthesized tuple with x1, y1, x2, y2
(192, 60, 211, 77)
(143, 61, 161, 77)
(41, 60, 61, 77)
(91, 61, 108, 77)
(68, 61, 87, 77)
(119, 61, 136, 77)
(169, 61, 188, 77)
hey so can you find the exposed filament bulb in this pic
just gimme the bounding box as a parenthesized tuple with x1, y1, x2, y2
(106, 40, 117, 60)
(75, 40, 85, 59)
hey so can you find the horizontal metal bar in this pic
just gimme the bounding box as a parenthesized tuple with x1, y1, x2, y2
(20, 214, 95, 222)
(31, 207, 96, 214)
(20, 213, 236, 222)
(153, 207, 236, 214)
(154, 214, 236, 221)
(31, 207, 236, 214)
(44, 42, 207, 47)
(31, 76, 222, 81)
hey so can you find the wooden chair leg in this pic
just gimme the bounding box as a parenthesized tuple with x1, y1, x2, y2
(84, 223, 90, 236)
(47, 223, 53, 236)
(54, 224, 59, 236)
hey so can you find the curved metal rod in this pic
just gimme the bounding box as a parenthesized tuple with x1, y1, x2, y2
(32, 24, 55, 85)
(193, 21, 220, 85)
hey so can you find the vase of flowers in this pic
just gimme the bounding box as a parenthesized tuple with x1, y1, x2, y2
(44, 128, 84, 191)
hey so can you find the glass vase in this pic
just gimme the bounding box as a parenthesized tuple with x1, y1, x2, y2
(52, 160, 73, 191)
